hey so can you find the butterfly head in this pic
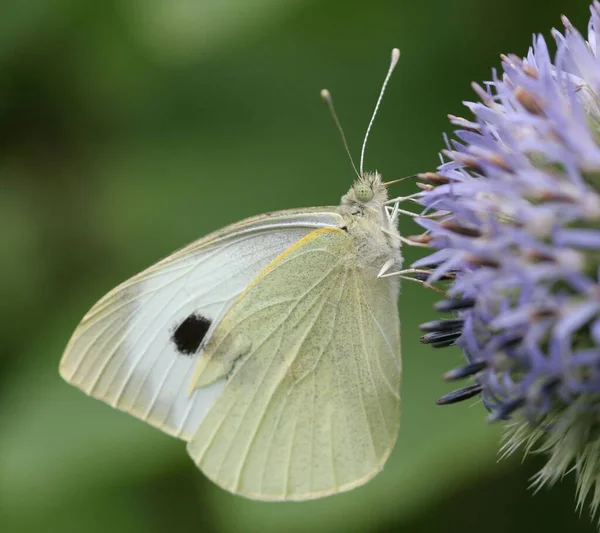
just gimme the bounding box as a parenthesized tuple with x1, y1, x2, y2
(342, 172, 388, 211)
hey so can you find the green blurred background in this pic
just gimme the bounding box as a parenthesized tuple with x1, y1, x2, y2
(0, 1, 595, 532)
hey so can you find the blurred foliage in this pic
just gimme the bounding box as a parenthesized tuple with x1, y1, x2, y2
(0, 1, 595, 532)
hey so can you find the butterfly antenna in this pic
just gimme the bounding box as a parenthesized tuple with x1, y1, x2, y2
(360, 48, 400, 175)
(321, 88, 361, 179)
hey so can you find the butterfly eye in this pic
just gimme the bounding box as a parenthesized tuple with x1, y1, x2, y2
(354, 183, 374, 202)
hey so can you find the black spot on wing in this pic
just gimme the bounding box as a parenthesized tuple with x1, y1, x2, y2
(171, 313, 212, 355)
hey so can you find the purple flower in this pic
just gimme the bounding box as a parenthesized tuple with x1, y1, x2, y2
(408, 2, 600, 518)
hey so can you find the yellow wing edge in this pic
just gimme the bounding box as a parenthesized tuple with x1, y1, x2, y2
(239, 227, 345, 296)
(188, 227, 345, 394)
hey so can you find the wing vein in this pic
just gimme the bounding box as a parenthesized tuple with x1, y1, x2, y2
(231, 270, 340, 492)
(366, 306, 401, 399)
(352, 272, 390, 445)
(328, 267, 351, 490)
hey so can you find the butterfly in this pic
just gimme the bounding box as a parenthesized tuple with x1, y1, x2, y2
(59, 48, 412, 501)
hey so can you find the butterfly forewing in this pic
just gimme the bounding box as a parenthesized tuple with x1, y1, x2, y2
(187, 227, 401, 500)
(59, 210, 344, 440)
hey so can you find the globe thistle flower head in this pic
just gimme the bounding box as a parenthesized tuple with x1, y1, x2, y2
(410, 2, 600, 518)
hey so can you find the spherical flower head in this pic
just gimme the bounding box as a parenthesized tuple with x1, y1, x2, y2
(410, 2, 600, 519)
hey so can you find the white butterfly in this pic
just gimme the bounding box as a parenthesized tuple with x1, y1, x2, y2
(60, 49, 414, 501)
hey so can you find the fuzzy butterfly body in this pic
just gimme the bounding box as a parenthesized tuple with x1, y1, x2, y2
(60, 172, 403, 500)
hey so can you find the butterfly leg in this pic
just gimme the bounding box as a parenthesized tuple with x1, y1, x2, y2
(382, 203, 444, 248)
(384, 191, 423, 206)
(381, 228, 431, 248)
(396, 275, 447, 295)
(383, 196, 424, 219)
(385, 204, 450, 222)
(377, 265, 448, 295)
(383, 201, 428, 230)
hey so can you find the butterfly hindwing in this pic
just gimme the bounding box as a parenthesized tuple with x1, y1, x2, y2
(59, 209, 344, 440)
(186, 227, 401, 500)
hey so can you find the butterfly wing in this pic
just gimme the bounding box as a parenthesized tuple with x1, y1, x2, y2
(187, 227, 401, 500)
(59, 209, 344, 440)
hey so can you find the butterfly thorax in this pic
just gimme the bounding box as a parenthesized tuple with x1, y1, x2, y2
(339, 172, 402, 273)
